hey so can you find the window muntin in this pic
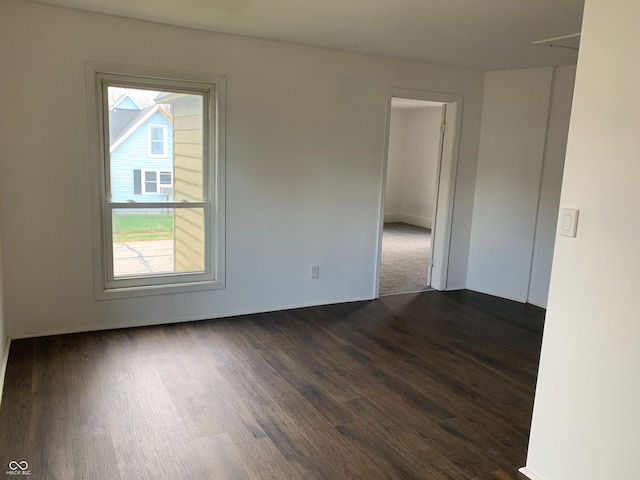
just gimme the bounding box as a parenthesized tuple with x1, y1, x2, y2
(87, 65, 225, 297)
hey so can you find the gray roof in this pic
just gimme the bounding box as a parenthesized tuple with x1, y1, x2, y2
(109, 105, 155, 147)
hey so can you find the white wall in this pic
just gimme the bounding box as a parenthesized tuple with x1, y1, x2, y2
(0, 227, 9, 392)
(528, 65, 577, 307)
(384, 109, 408, 217)
(467, 67, 553, 301)
(467, 66, 575, 304)
(403, 107, 443, 228)
(0, 0, 484, 337)
(523, 0, 640, 479)
(0, 236, 5, 349)
(0, 228, 8, 404)
(384, 106, 442, 228)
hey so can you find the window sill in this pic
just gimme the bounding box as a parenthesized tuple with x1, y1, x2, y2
(95, 279, 225, 300)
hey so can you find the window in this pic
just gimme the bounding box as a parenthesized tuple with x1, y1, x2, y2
(86, 63, 226, 298)
(148, 125, 167, 157)
(138, 169, 173, 195)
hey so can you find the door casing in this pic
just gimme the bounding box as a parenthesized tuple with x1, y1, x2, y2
(375, 87, 464, 295)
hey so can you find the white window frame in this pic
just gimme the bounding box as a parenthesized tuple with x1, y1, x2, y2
(85, 62, 226, 299)
(142, 169, 173, 195)
(148, 124, 168, 157)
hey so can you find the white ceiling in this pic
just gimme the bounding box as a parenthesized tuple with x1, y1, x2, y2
(27, 0, 584, 70)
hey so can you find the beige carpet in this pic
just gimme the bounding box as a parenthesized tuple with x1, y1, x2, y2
(379, 222, 431, 296)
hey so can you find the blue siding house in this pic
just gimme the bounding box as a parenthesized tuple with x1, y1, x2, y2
(109, 94, 174, 203)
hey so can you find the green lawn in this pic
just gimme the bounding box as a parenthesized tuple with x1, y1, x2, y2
(112, 213, 174, 242)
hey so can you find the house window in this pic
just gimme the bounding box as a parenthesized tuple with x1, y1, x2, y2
(139, 169, 173, 195)
(148, 125, 167, 157)
(86, 63, 226, 298)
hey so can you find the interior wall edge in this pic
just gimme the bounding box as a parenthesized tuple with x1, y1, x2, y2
(525, 66, 558, 306)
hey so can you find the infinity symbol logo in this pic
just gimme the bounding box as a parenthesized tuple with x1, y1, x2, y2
(8, 461, 28, 471)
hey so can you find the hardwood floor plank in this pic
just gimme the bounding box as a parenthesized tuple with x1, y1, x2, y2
(257, 345, 356, 425)
(0, 290, 544, 479)
(473, 468, 533, 479)
(335, 421, 445, 480)
(212, 321, 398, 479)
(191, 433, 249, 480)
(232, 437, 311, 480)
(0, 341, 33, 471)
(215, 352, 369, 478)
(71, 433, 121, 480)
(342, 394, 500, 479)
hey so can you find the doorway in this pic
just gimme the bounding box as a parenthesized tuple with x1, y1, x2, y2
(376, 88, 462, 296)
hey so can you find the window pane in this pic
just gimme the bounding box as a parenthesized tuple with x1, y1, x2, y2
(112, 208, 205, 278)
(159, 172, 172, 184)
(107, 86, 205, 203)
(144, 171, 156, 181)
(150, 141, 164, 155)
(150, 127, 164, 141)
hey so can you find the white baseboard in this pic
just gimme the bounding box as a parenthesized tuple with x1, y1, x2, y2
(467, 286, 546, 308)
(466, 286, 527, 304)
(10, 295, 376, 339)
(0, 336, 11, 407)
(384, 213, 403, 223)
(519, 467, 545, 480)
(384, 213, 432, 229)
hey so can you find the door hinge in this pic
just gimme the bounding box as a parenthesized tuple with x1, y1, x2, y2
(440, 123, 448, 133)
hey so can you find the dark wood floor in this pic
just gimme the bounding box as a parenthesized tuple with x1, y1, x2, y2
(0, 290, 543, 479)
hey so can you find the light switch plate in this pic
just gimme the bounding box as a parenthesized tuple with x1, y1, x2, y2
(559, 208, 579, 237)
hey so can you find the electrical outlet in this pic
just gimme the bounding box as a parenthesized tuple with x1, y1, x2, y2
(311, 265, 320, 279)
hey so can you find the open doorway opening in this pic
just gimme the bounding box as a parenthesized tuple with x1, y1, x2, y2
(376, 89, 462, 297)
(379, 99, 444, 295)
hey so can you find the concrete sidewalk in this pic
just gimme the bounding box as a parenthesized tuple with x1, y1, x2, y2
(113, 239, 174, 276)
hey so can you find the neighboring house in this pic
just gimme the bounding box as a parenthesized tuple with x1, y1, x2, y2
(109, 94, 174, 203)
(154, 92, 205, 272)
